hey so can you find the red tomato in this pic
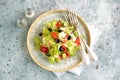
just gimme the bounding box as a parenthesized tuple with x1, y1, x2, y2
(74, 37, 80, 46)
(51, 32, 58, 39)
(40, 46, 49, 53)
(55, 21, 62, 28)
(66, 52, 70, 58)
(59, 55, 63, 59)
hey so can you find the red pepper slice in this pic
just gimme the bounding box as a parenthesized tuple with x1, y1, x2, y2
(51, 32, 58, 39)
(40, 46, 49, 53)
(61, 34, 68, 44)
(74, 37, 80, 46)
(64, 34, 68, 39)
(55, 21, 62, 28)
(61, 40, 67, 44)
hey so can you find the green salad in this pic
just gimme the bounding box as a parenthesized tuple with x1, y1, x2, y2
(34, 20, 81, 64)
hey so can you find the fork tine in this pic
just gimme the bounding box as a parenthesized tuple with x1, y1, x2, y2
(74, 11, 78, 23)
(66, 9, 70, 23)
(71, 11, 75, 24)
(69, 10, 77, 25)
(63, 10, 67, 21)
(69, 11, 73, 25)
(63, 9, 69, 23)
(68, 11, 71, 24)
(72, 11, 75, 25)
(63, 9, 78, 26)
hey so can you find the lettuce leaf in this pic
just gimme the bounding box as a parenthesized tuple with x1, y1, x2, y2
(34, 36, 42, 50)
(42, 27, 50, 36)
(45, 20, 58, 28)
(62, 53, 66, 59)
(48, 56, 56, 64)
(42, 34, 54, 45)
(49, 45, 61, 56)
(73, 31, 79, 37)
(68, 46, 79, 56)
(55, 58, 61, 62)
(66, 40, 79, 56)
(63, 21, 69, 26)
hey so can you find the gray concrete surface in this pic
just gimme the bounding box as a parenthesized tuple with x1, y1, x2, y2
(0, 0, 120, 80)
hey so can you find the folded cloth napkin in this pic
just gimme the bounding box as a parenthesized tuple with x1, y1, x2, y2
(53, 62, 85, 77)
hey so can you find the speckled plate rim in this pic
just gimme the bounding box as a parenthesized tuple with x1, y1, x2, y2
(27, 9, 91, 72)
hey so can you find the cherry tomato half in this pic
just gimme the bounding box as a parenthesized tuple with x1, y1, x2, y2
(40, 46, 49, 53)
(74, 37, 80, 46)
(55, 21, 62, 28)
(51, 32, 58, 39)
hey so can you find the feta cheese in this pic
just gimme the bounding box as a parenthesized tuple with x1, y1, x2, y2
(59, 32, 66, 39)
(60, 27, 66, 31)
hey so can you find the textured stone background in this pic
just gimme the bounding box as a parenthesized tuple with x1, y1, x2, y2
(0, 0, 120, 80)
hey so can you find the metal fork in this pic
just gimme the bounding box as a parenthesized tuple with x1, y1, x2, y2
(63, 10, 98, 64)
(63, 10, 90, 65)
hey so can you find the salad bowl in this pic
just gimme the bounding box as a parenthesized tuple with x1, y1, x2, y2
(27, 10, 91, 72)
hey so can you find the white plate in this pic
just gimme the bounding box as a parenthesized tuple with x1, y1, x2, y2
(27, 10, 91, 72)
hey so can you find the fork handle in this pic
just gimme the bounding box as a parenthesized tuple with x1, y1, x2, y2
(81, 39, 98, 61)
(76, 29, 90, 65)
(80, 38, 90, 65)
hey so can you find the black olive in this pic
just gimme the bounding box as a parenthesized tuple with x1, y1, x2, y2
(46, 53, 51, 57)
(59, 46, 64, 51)
(57, 29, 62, 32)
(67, 35, 71, 40)
(39, 32, 42, 36)
(55, 39, 60, 43)
(48, 28, 52, 32)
